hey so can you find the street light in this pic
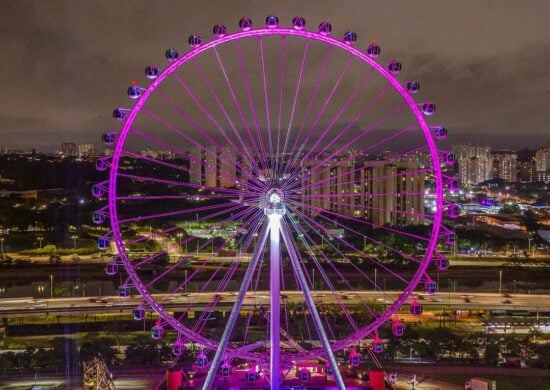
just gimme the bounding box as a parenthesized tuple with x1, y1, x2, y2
(528, 238, 534, 256)
(184, 269, 188, 295)
(0, 237, 4, 257)
(37, 236, 44, 249)
(177, 233, 183, 252)
(71, 235, 78, 249)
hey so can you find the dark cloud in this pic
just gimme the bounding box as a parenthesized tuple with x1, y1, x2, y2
(1, 0, 549, 151)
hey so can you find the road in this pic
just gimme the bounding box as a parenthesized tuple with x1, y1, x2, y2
(1, 291, 550, 318)
(7, 250, 549, 267)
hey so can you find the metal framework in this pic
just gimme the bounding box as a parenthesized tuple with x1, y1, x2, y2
(96, 15, 455, 390)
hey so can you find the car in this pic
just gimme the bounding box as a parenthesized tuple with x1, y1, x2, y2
(502, 299, 512, 304)
(502, 293, 512, 298)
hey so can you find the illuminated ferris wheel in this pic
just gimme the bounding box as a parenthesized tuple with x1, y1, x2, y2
(93, 15, 457, 389)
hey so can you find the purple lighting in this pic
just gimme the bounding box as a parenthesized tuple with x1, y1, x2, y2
(97, 18, 451, 389)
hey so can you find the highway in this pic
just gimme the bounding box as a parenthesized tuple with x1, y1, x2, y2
(1, 291, 550, 317)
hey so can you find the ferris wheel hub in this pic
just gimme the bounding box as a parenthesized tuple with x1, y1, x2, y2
(264, 188, 286, 217)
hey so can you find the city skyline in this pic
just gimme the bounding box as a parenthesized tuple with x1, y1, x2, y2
(1, 0, 550, 151)
(1, 4, 550, 388)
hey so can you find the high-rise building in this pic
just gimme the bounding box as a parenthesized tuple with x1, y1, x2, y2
(61, 142, 77, 157)
(189, 146, 237, 188)
(517, 160, 535, 183)
(356, 162, 425, 226)
(454, 144, 493, 185)
(535, 147, 550, 171)
(301, 157, 425, 227)
(534, 146, 550, 183)
(492, 151, 517, 182)
(77, 144, 96, 157)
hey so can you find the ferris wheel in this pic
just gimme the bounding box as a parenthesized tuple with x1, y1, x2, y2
(93, 15, 457, 390)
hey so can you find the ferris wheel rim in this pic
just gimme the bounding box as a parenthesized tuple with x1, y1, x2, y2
(107, 26, 445, 360)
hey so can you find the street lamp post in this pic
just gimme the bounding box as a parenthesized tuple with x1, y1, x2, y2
(177, 233, 183, 253)
(184, 269, 188, 295)
(0, 237, 4, 257)
(50, 274, 53, 299)
(499, 270, 503, 294)
(448, 279, 451, 310)
(38, 236, 43, 249)
(71, 235, 78, 249)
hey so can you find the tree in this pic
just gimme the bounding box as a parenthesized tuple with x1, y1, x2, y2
(485, 343, 500, 367)
(533, 343, 550, 369)
(0, 352, 15, 372)
(80, 337, 117, 365)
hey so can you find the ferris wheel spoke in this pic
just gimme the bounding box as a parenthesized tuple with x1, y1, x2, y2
(190, 58, 263, 177)
(286, 201, 417, 281)
(129, 205, 252, 271)
(286, 45, 334, 177)
(274, 35, 287, 179)
(295, 191, 425, 199)
(292, 195, 433, 222)
(286, 205, 404, 290)
(128, 124, 262, 193)
(285, 232, 343, 347)
(258, 37, 274, 174)
(121, 149, 189, 172)
(280, 219, 346, 388)
(193, 262, 241, 337)
(292, 207, 428, 284)
(240, 218, 268, 347)
(289, 197, 429, 246)
(290, 167, 431, 194)
(284, 143, 429, 194)
(176, 260, 231, 324)
(290, 193, 431, 221)
(285, 66, 375, 177)
(204, 222, 270, 385)
(285, 216, 371, 329)
(289, 55, 354, 170)
(311, 84, 393, 161)
(126, 128, 193, 160)
(285, 82, 392, 184)
(211, 47, 268, 176)
(288, 268, 315, 346)
(117, 172, 256, 197)
(117, 199, 245, 224)
(117, 193, 257, 201)
(149, 92, 266, 190)
(287, 103, 410, 186)
(142, 99, 265, 191)
(177, 212, 265, 343)
(234, 39, 270, 179)
(170, 73, 249, 166)
(164, 210, 264, 302)
(279, 38, 310, 181)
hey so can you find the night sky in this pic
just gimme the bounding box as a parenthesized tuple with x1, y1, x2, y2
(1, 0, 549, 151)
